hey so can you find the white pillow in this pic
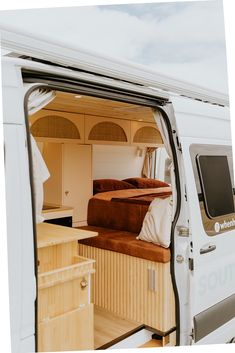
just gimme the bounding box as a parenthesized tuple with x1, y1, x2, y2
(137, 196, 173, 248)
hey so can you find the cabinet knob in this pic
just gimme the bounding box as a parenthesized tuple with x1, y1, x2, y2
(80, 278, 88, 289)
(65, 190, 69, 196)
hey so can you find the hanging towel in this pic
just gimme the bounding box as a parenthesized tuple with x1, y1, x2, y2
(30, 135, 50, 223)
(24, 84, 56, 223)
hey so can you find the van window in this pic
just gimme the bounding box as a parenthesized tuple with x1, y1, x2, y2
(190, 144, 235, 236)
(196, 155, 235, 218)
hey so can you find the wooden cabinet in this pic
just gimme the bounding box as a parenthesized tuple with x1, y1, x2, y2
(30, 109, 85, 144)
(62, 144, 92, 226)
(131, 121, 163, 147)
(85, 115, 131, 145)
(38, 305, 94, 352)
(43, 143, 92, 227)
(30, 109, 163, 148)
(37, 223, 97, 352)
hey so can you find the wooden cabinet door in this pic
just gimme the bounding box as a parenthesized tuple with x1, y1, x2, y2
(62, 144, 92, 226)
(38, 304, 94, 352)
(43, 143, 63, 205)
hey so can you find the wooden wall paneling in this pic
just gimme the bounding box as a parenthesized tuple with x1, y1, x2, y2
(77, 244, 175, 333)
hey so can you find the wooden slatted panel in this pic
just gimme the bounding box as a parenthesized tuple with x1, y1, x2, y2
(78, 244, 175, 332)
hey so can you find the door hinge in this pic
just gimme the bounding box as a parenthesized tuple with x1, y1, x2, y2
(189, 258, 194, 271)
(177, 226, 190, 237)
(172, 130, 182, 152)
(176, 135, 182, 152)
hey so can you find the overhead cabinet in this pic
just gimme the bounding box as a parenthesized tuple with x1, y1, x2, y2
(131, 121, 163, 146)
(30, 109, 85, 144)
(30, 109, 163, 147)
(84, 115, 131, 145)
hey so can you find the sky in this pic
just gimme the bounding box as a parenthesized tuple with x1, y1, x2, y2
(0, 0, 228, 93)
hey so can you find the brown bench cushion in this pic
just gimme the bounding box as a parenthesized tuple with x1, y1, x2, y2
(78, 226, 171, 263)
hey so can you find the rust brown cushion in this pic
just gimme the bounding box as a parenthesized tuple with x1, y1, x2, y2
(87, 198, 149, 233)
(123, 177, 169, 189)
(78, 226, 171, 263)
(93, 179, 135, 195)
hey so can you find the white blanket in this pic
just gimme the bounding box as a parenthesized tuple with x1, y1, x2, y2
(137, 196, 173, 248)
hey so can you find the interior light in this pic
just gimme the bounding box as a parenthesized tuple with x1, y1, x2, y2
(75, 95, 82, 99)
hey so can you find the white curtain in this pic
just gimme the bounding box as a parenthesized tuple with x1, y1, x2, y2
(26, 85, 56, 116)
(25, 84, 56, 223)
(153, 109, 177, 219)
(142, 147, 157, 178)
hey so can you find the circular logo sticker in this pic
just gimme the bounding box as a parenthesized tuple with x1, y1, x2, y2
(214, 222, 220, 233)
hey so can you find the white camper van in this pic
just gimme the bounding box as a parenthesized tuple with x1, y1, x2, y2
(1, 27, 235, 353)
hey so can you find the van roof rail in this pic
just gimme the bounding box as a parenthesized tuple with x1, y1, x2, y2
(0, 24, 229, 107)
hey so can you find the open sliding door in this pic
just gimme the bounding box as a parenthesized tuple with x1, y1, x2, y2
(172, 96, 235, 345)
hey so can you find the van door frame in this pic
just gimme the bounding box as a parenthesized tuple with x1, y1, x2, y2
(23, 72, 182, 348)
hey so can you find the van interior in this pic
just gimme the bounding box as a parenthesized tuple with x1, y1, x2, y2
(29, 89, 176, 351)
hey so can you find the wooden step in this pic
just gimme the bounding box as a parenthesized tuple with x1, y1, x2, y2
(94, 306, 141, 349)
(139, 339, 162, 348)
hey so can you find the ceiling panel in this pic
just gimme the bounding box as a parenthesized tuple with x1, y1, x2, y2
(44, 91, 155, 122)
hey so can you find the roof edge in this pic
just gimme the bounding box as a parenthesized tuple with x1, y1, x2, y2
(0, 24, 229, 107)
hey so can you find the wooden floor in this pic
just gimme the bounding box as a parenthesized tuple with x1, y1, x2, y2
(94, 306, 141, 349)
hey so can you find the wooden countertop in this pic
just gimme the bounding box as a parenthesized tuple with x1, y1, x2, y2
(42, 205, 74, 220)
(37, 223, 98, 249)
(42, 204, 73, 213)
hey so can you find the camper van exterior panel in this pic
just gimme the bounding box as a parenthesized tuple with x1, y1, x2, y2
(4, 122, 36, 353)
(171, 96, 231, 141)
(171, 93, 235, 344)
(2, 61, 27, 125)
(2, 59, 38, 353)
(1, 35, 235, 351)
